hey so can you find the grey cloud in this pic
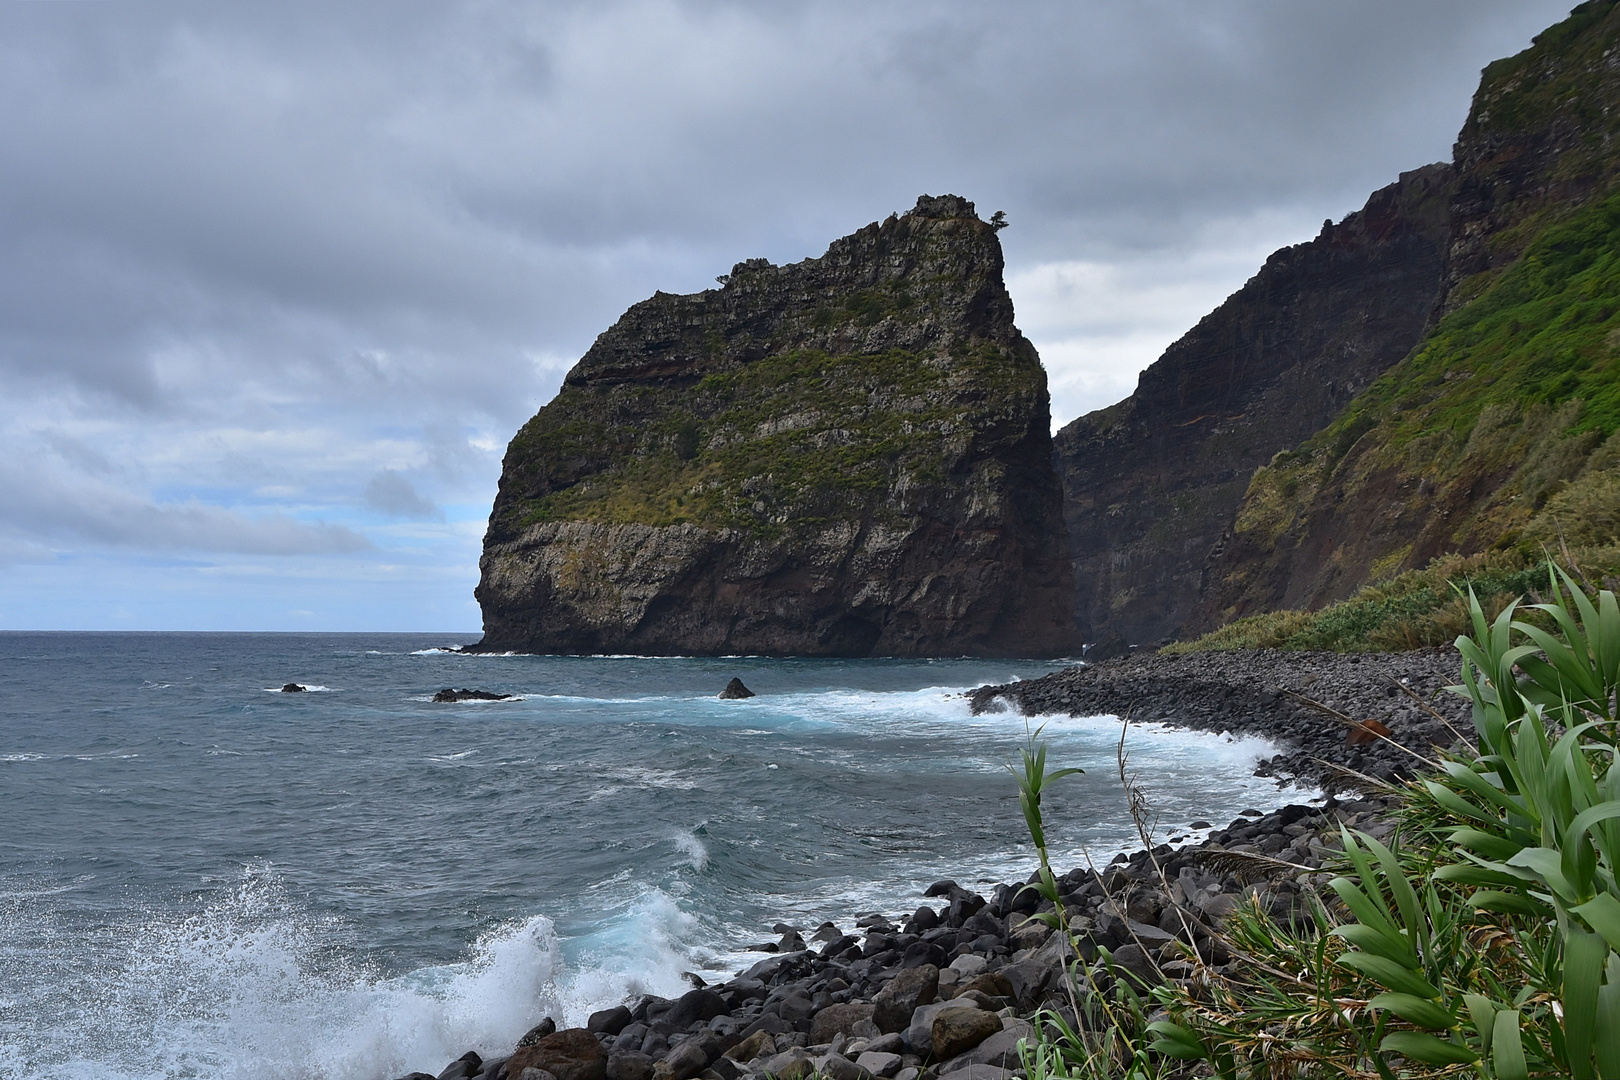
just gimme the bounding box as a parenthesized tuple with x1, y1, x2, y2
(0, 0, 1576, 581)
(0, 456, 371, 556)
(364, 471, 443, 521)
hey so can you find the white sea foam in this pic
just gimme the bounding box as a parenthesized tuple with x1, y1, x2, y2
(671, 829, 710, 872)
(0, 870, 698, 1080)
(425, 750, 479, 764)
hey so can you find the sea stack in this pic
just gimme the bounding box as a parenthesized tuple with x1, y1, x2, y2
(471, 195, 1079, 657)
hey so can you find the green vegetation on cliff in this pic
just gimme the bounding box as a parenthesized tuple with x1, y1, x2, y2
(1173, 549, 1620, 652)
(1201, 183, 1620, 642)
(1182, 3, 1620, 646)
(1314, 186, 1620, 456)
(502, 341, 1042, 539)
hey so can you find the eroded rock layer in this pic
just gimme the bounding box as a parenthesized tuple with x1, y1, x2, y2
(473, 196, 1079, 657)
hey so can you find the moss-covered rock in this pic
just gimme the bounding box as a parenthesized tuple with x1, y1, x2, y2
(472, 195, 1079, 657)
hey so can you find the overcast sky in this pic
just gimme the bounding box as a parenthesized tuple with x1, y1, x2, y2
(0, 0, 1574, 632)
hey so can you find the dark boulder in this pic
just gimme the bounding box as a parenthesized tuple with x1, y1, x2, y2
(433, 688, 517, 702)
(718, 678, 755, 700)
(588, 1007, 633, 1037)
(665, 988, 728, 1029)
(873, 964, 937, 1033)
(280, 683, 306, 692)
(809, 1002, 876, 1044)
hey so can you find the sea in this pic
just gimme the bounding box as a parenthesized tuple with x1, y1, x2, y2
(0, 632, 1309, 1080)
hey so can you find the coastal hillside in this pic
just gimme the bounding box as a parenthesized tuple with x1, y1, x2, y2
(1196, 0, 1620, 631)
(472, 196, 1079, 657)
(1054, 0, 1620, 647)
(1054, 165, 1453, 645)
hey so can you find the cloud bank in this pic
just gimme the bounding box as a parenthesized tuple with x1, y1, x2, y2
(0, 0, 1574, 628)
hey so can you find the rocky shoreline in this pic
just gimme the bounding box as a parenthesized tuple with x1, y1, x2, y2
(392, 650, 1467, 1080)
(968, 647, 1471, 788)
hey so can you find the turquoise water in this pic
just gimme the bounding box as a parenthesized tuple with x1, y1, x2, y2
(0, 633, 1303, 1079)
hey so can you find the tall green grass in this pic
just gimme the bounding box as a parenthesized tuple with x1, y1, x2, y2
(1017, 560, 1620, 1077)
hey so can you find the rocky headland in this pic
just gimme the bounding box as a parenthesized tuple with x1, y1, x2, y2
(471, 195, 1078, 658)
(393, 650, 1438, 1080)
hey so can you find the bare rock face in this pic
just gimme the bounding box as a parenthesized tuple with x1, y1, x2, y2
(472, 195, 1079, 657)
(1054, 164, 1453, 644)
(1194, 2, 1620, 628)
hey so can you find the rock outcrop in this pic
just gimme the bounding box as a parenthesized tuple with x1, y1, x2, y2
(472, 195, 1079, 657)
(1054, 165, 1453, 644)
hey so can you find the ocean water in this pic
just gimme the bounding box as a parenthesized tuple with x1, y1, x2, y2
(0, 632, 1308, 1080)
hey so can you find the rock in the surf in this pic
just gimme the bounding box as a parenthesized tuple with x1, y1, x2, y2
(718, 678, 755, 700)
(280, 682, 305, 692)
(432, 688, 518, 702)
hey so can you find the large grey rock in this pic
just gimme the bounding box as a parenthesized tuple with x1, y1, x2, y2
(666, 990, 730, 1029)
(930, 1009, 1003, 1061)
(439, 1053, 483, 1080)
(936, 1021, 1035, 1075)
(950, 973, 1013, 1003)
(903, 1000, 981, 1057)
(606, 1053, 654, 1080)
(652, 1041, 711, 1080)
(813, 1052, 873, 1080)
(854, 1051, 902, 1079)
(1108, 943, 1164, 989)
(724, 1031, 774, 1063)
(997, 960, 1051, 1006)
(935, 1066, 1017, 1080)
(589, 1007, 634, 1037)
(811, 1002, 877, 1045)
(777, 992, 815, 1023)
(760, 1049, 815, 1080)
(739, 1013, 792, 1040)
(873, 964, 938, 1033)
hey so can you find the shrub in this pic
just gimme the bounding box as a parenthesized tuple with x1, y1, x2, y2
(1019, 561, 1620, 1077)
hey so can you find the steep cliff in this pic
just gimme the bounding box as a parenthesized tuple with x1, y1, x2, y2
(1195, 0, 1620, 630)
(1053, 165, 1453, 644)
(471, 195, 1080, 657)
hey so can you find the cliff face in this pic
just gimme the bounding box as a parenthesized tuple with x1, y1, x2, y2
(473, 195, 1080, 657)
(1194, 0, 1620, 630)
(1053, 165, 1453, 644)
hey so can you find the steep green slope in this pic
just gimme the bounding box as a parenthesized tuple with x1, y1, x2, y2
(1193, 1, 1620, 635)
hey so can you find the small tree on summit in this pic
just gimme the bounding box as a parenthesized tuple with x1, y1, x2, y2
(989, 210, 1009, 230)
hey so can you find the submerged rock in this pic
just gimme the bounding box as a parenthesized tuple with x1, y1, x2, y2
(280, 682, 305, 693)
